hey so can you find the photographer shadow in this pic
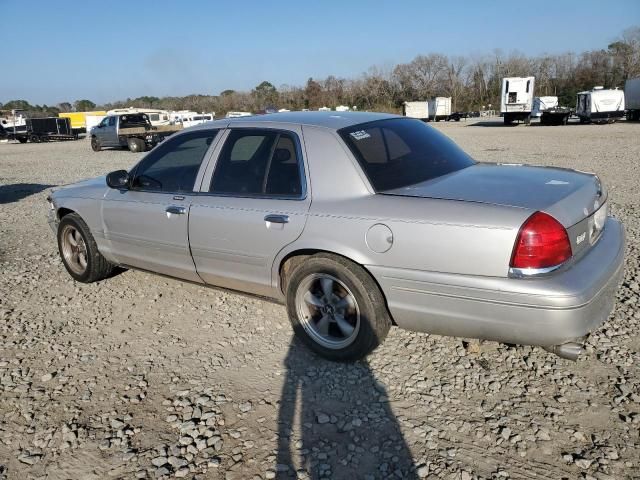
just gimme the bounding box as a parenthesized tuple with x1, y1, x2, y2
(275, 338, 418, 479)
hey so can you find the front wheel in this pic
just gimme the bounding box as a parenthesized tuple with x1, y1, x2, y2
(285, 254, 391, 361)
(91, 137, 101, 152)
(57, 213, 114, 283)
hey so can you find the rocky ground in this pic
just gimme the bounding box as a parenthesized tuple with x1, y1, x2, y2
(0, 119, 638, 480)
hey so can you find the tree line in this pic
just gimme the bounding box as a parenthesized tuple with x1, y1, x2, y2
(2, 26, 638, 117)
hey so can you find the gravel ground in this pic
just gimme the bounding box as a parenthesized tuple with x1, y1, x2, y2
(0, 119, 639, 480)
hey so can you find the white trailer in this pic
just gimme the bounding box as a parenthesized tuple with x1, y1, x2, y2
(624, 77, 640, 121)
(576, 87, 625, 123)
(85, 114, 106, 135)
(402, 101, 429, 121)
(501, 76, 535, 124)
(531, 96, 558, 118)
(428, 97, 452, 122)
(107, 108, 171, 126)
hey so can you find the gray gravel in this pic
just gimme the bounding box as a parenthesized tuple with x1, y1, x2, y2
(0, 119, 639, 479)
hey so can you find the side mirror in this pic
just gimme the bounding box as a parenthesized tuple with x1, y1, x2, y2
(106, 170, 129, 189)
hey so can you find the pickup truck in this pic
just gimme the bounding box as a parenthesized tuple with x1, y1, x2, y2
(90, 113, 182, 152)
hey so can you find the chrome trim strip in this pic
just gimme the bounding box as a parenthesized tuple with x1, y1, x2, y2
(508, 263, 564, 278)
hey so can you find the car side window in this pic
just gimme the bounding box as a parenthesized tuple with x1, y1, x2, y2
(108, 116, 116, 127)
(130, 130, 217, 193)
(209, 129, 303, 197)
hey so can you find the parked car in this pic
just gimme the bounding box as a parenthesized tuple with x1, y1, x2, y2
(91, 113, 182, 152)
(47, 112, 625, 361)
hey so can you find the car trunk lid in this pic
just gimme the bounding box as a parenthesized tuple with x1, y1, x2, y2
(383, 163, 605, 227)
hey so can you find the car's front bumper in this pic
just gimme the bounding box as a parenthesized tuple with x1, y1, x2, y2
(368, 217, 625, 347)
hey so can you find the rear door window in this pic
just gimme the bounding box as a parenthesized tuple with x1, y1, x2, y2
(339, 118, 475, 191)
(209, 129, 303, 197)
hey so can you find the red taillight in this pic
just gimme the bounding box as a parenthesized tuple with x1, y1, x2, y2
(510, 212, 572, 270)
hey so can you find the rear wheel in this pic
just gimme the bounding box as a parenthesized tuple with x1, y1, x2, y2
(30, 134, 40, 143)
(127, 137, 145, 153)
(285, 254, 391, 361)
(57, 213, 114, 283)
(91, 136, 101, 151)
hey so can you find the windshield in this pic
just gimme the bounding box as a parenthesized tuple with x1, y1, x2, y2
(339, 118, 475, 191)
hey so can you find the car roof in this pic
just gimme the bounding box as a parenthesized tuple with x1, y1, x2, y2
(191, 111, 400, 131)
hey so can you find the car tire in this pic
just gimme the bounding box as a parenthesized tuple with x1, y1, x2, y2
(285, 253, 391, 361)
(128, 138, 144, 153)
(91, 137, 101, 152)
(18, 137, 28, 143)
(57, 213, 113, 283)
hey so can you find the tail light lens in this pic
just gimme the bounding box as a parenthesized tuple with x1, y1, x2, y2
(510, 212, 572, 270)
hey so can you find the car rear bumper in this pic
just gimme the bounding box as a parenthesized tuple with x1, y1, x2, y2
(367, 217, 625, 347)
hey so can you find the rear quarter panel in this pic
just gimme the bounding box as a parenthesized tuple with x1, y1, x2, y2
(296, 195, 532, 277)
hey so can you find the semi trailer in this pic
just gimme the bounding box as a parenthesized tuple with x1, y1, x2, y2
(501, 76, 535, 125)
(625, 77, 640, 121)
(402, 101, 429, 121)
(428, 97, 452, 121)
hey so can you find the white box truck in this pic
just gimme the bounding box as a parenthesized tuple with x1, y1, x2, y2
(501, 76, 535, 125)
(576, 87, 625, 123)
(402, 101, 429, 121)
(624, 77, 640, 121)
(428, 97, 452, 122)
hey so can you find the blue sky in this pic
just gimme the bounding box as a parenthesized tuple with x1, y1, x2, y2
(1, 0, 638, 105)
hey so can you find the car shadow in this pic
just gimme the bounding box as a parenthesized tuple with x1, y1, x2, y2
(0, 183, 54, 204)
(275, 338, 418, 479)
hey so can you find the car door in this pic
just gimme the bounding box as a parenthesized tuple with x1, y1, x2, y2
(101, 128, 220, 281)
(189, 126, 310, 297)
(93, 116, 110, 144)
(97, 115, 118, 146)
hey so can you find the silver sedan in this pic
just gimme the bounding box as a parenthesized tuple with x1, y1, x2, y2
(47, 112, 625, 361)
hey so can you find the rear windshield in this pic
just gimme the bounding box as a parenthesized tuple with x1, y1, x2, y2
(339, 118, 475, 191)
(120, 114, 149, 127)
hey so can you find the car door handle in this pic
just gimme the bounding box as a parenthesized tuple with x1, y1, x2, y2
(166, 205, 186, 215)
(264, 214, 289, 224)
